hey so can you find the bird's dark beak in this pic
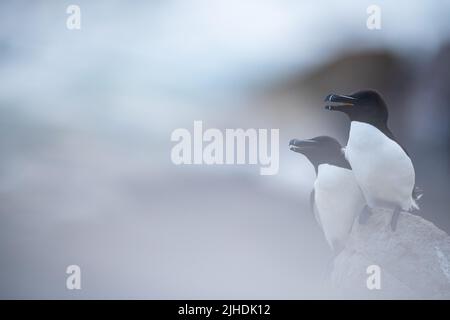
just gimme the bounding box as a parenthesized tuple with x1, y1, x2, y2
(324, 94, 356, 111)
(289, 138, 316, 154)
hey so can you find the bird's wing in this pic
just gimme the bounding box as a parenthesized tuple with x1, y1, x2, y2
(383, 125, 410, 157)
(384, 125, 423, 202)
(310, 189, 322, 229)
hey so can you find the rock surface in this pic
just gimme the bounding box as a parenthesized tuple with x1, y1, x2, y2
(331, 209, 450, 299)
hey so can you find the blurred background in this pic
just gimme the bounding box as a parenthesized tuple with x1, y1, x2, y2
(0, 0, 449, 298)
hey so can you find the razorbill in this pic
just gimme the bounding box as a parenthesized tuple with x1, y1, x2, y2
(289, 136, 366, 252)
(325, 90, 422, 230)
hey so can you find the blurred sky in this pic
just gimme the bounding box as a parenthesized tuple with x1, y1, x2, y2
(1, 0, 450, 102)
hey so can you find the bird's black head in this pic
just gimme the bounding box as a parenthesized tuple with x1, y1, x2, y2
(324, 90, 388, 127)
(289, 136, 350, 173)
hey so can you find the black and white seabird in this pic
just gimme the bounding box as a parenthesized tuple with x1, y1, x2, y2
(324, 90, 422, 231)
(289, 136, 366, 252)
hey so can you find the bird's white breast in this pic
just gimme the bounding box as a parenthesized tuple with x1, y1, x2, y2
(314, 164, 365, 251)
(345, 121, 416, 210)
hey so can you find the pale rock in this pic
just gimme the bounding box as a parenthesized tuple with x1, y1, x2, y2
(331, 208, 450, 299)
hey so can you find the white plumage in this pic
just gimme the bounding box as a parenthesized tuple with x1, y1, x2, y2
(345, 121, 418, 211)
(313, 164, 366, 252)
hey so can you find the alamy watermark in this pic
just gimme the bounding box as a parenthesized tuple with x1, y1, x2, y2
(366, 264, 381, 290)
(66, 265, 81, 290)
(171, 121, 279, 175)
(66, 5, 81, 30)
(367, 5, 381, 30)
